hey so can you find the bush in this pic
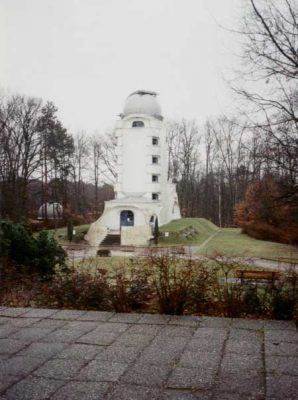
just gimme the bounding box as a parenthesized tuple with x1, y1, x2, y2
(148, 251, 201, 315)
(271, 288, 295, 320)
(109, 260, 152, 312)
(212, 257, 245, 317)
(242, 222, 283, 243)
(188, 262, 217, 314)
(242, 285, 264, 315)
(0, 219, 66, 278)
(33, 231, 67, 278)
(0, 220, 36, 267)
(270, 271, 297, 320)
(234, 176, 298, 245)
(50, 269, 110, 309)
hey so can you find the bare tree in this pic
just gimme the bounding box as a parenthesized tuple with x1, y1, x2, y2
(236, 0, 298, 199)
(37, 102, 74, 214)
(242, 0, 298, 82)
(166, 119, 201, 216)
(0, 95, 42, 219)
(89, 132, 116, 213)
(71, 131, 90, 213)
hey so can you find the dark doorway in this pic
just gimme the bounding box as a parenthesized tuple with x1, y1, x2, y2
(120, 210, 134, 226)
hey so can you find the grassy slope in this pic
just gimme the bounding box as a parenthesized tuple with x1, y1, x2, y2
(49, 224, 90, 244)
(159, 218, 218, 246)
(48, 218, 298, 263)
(198, 227, 298, 262)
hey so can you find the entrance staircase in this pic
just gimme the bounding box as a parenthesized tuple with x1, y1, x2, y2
(99, 233, 121, 247)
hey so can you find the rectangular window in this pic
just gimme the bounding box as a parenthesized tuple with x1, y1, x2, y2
(152, 137, 159, 145)
(152, 174, 159, 182)
(152, 156, 159, 164)
(152, 193, 159, 200)
(132, 121, 144, 128)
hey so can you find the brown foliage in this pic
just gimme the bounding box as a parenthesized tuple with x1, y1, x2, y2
(234, 176, 298, 244)
(1, 256, 297, 320)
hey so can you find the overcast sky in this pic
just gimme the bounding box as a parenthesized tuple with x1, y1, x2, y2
(1, 0, 245, 134)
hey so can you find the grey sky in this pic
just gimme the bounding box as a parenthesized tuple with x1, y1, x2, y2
(1, 0, 244, 134)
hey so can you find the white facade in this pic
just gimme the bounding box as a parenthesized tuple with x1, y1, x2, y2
(85, 90, 181, 246)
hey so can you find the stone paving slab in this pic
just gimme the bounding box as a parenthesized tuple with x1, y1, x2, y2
(18, 342, 67, 360)
(76, 311, 114, 321)
(22, 308, 58, 319)
(4, 376, 65, 400)
(0, 307, 297, 399)
(0, 338, 30, 355)
(51, 381, 111, 400)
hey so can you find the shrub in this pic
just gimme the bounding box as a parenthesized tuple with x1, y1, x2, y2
(212, 257, 245, 317)
(271, 288, 296, 320)
(242, 222, 283, 243)
(50, 268, 110, 309)
(190, 262, 218, 314)
(270, 270, 297, 320)
(109, 260, 152, 312)
(32, 231, 67, 278)
(0, 219, 66, 278)
(242, 285, 263, 315)
(148, 251, 199, 315)
(234, 176, 298, 244)
(0, 220, 36, 267)
(67, 220, 74, 242)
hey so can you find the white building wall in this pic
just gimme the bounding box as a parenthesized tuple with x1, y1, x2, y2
(114, 114, 165, 202)
(85, 92, 181, 247)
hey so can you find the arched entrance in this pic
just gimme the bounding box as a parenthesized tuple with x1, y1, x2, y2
(120, 210, 134, 227)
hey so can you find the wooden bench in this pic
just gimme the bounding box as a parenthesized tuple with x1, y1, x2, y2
(97, 249, 111, 257)
(170, 246, 186, 255)
(140, 246, 186, 256)
(236, 270, 279, 285)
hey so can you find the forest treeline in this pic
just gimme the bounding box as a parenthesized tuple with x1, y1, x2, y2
(0, 0, 297, 243)
(0, 97, 114, 223)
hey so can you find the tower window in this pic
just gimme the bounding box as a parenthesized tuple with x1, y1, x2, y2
(132, 121, 144, 128)
(152, 174, 159, 182)
(152, 137, 159, 145)
(152, 156, 159, 164)
(152, 193, 159, 200)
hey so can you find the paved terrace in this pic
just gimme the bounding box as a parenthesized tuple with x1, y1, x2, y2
(0, 307, 297, 400)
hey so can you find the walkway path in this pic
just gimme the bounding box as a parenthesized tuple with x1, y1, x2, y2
(189, 230, 220, 254)
(0, 307, 297, 399)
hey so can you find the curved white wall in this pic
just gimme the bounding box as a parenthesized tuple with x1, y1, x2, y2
(85, 103, 181, 246)
(115, 114, 164, 199)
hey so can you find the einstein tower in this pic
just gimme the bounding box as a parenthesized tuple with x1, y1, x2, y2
(85, 90, 181, 246)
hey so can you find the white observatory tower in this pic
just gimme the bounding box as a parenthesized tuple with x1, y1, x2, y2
(85, 90, 181, 246)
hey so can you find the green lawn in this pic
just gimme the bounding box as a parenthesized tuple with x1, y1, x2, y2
(49, 224, 90, 244)
(159, 218, 218, 246)
(47, 218, 298, 264)
(69, 256, 131, 273)
(198, 227, 298, 263)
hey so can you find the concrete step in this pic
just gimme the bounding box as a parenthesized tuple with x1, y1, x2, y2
(100, 234, 121, 247)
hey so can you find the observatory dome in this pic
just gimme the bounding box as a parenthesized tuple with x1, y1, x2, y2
(37, 202, 63, 220)
(123, 90, 162, 119)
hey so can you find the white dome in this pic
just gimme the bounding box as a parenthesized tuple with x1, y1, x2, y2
(123, 90, 162, 119)
(38, 202, 63, 220)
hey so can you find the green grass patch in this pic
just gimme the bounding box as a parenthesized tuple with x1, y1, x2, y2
(47, 224, 90, 244)
(45, 218, 298, 264)
(159, 218, 218, 245)
(199, 228, 298, 263)
(67, 256, 131, 273)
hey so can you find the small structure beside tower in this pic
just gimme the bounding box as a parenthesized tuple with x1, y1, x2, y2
(85, 90, 181, 246)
